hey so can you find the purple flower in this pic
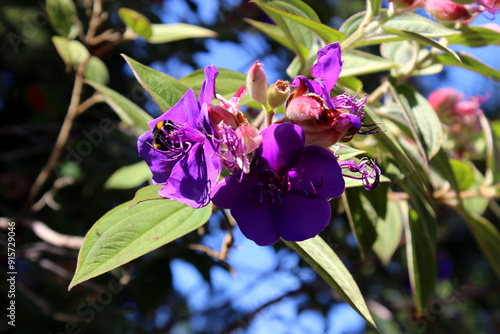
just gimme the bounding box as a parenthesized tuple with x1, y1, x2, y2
(212, 123, 345, 246)
(137, 65, 221, 208)
(286, 43, 379, 147)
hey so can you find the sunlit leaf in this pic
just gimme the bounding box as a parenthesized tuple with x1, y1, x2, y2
(286, 236, 378, 331)
(85, 80, 152, 134)
(46, 0, 80, 39)
(128, 184, 163, 208)
(405, 209, 436, 316)
(119, 8, 153, 39)
(52, 36, 89, 67)
(85, 56, 109, 85)
(435, 51, 500, 81)
(69, 197, 211, 289)
(446, 26, 500, 47)
(341, 50, 398, 77)
(147, 24, 217, 44)
(373, 199, 405, 266)
(123, 55, 190, 112)
(105, 161, 151, 190)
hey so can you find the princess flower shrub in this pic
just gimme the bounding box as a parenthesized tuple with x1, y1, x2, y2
(71, 0, 500, 330)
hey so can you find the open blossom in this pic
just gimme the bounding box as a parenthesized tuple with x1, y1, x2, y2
(211, 123, 345, 246)
(285, 42, 376, 147)
(137, 65, 221, 208)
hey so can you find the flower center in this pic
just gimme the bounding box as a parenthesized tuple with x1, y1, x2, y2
(259, 169, 291, 206)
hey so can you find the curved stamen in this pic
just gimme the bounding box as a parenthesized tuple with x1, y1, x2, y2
(340, 158, 381, 190)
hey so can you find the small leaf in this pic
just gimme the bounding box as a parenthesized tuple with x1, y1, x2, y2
(105, 161, 151, 190)
(333, 144, 367, 161)
(147, 23, 217, 44)
(123, 55, 190, 112)
(435, 51, 500, 81)
(52, 36, 89, 67)
(341, 50, 398, 77)
(373, 199, 405, 266)
(446, 26, 500, 47)
(252, 2, 345, 44)
(85, 80, 152, 134)
(69, 198, 211, 289)
(118, 8, 153, 39)
(85, 56, 109, 85)
(285, 236, 378, 331)
(405, 209, 436, 316)
(46, 0, 80, 39)
(449, 158, 476, 191)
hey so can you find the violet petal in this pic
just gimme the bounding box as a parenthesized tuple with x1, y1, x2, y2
(312, 42, 343, 92)
(258, 123, 304, 173)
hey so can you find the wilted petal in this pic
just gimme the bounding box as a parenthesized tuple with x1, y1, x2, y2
(275, 194, 331, 242)
(312, 42, 343, 92)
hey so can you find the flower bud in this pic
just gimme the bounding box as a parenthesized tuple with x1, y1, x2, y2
(285, 95, 330, 131)
(428, 88, 462, 123)
(390, 0, 422, 9)
(267, 79, 290, 109)
(246, 61, 268, 105)
(424, 0, 472, 21)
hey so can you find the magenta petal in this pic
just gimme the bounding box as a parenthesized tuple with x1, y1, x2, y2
(231, 188, 281, 246)
(148, 88, 199, 129)
(275, 194, 331, 242)
(137, 131, 176, 184)
(312, 43, 343, 92)
(160, 143, 218, 208)
(211, 172, 262, 209)
(259, 123, 304, 172)
(289, 146, 345, 199)
(198, 65, 218, 107)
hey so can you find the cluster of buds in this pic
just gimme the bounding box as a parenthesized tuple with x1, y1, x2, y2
(246, 61, 291, 111)
(428, 87, 486, 156)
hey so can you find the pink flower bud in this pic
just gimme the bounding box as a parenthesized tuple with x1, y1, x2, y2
(428, 88, 462, 122)
(246, 61, 268, 105)
(424, 0, 472, 21)
(267, 79, 290, 108)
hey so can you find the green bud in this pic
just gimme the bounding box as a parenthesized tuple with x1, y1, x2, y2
(266, 80, 290, 109)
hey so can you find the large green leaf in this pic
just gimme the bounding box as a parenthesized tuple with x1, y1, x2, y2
(435, 51, 500, 81)
(252, 2, 345, 44)
(69, 197, 211, 289)
(446, 26, 500, 47)
(105, 161, 151, 190)
(458, 208, 500, 279)
(46, 0, 80, 39)
(147, 24, 217, 44)
(341, 50, 398, 77)
(405, 209, 437, 316)
(389, 80, 443, 160)
(286, 236, 378, 331)
(85, 80, 152, 134)
(373, 199, 405, 266)
(123, 55, 190, 112)
(119, 8, 153, 39)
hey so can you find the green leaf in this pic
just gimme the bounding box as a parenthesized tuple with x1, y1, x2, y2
(373, 199, 405, 266)
(46, 0, 80, 39)
(405, 209, 436, 316)
(435, 51, 500, 81)
(245, 18, 311, 56)
(118, 8, 153, 39)
(457, 208, 500, 279)
(105, 161, 151, 190)
(285, 236, 378, 331)
(389, 80, 443, 160)
(85, 80, 152, 134)
(147, 23, 217, 44)
(380, 40, 416, 66)
(123, 55, 190, 112)
(382, 27, 461, 63)
(341, 50, 398, 77)
(85, 56, 109, 85)
(446, 26, 500, 47)
(252, 2, 345, 44)
(52, 36, 89, 67)
(369, 0, 383, 16)
(340, 11, 459, 47)
(69, 198, 211, 289)
(333, 144, 367, 160)
(180, 68, 247, 100)
(449, 158, 476, 191)
(128, 184, 163, 208)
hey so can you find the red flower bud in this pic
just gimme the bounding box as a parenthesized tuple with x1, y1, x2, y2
(424, 0, 472, 21)
(246, 61, 268, 105)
